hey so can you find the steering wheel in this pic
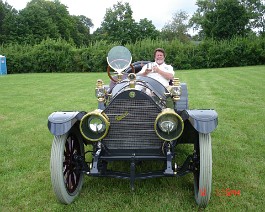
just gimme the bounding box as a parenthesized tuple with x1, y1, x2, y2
(107, 63, 135, 82)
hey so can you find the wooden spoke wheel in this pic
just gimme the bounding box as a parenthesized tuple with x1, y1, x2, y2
(50, 128, 85, 204)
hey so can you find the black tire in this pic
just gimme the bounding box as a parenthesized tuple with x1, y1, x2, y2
(50, 127, 84, 204)
(194, 133, 212, 208)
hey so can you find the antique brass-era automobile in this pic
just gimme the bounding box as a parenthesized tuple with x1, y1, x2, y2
(48, 46, 218, 207)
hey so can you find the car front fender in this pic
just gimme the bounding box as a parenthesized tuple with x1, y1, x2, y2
(182, 109, 218, 134)
(48, 111, 86, 136)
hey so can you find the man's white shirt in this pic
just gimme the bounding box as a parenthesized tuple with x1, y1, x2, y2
(138, 62, 174, 87)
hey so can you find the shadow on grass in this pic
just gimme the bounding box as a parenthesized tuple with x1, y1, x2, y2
(76, 144, 198, 210)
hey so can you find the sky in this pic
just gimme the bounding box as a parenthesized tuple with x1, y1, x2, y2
(4, 0, 198, 32)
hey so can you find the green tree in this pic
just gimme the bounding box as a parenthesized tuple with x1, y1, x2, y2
(71, 15, 93, 46)
(3, 0, 93, 45)
(160, 10, 190, 42)
(18, 0, 60, 44)
(93, 2, 159, 44)
(191, 0, 250, 40)
(136, 18, 159, 40)
(95, 2, 137, 44)
(0, 0, 18, 44)
(43, 1, 93, 46)
(77, 15, 93, 29)
(240, 0, 265, 35)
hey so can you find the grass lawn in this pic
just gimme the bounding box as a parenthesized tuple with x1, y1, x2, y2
(0, 65, 264, 211)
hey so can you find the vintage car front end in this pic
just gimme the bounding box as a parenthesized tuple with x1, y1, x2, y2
(87, 76, 184, 157)
(48, 46, 218, 207)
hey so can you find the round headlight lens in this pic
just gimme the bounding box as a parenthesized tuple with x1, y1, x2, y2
(158, 115, 178, 133)
(155, 108, 184, 142)
(88, 116, 106, 133)
(80, 110, 110, 142)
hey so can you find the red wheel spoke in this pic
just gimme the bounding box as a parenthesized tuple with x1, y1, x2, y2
(62, 133, 82, 193)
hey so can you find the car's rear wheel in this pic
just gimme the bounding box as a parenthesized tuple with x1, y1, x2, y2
(193, 133, 212, 208)
(50, 127, 84, 204)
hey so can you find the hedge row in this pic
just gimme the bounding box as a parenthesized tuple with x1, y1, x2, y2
(0, 36, 264, 74)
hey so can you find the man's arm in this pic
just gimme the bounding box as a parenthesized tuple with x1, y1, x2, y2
(137, 64, 152, 76)
(153, 65, 174, 80)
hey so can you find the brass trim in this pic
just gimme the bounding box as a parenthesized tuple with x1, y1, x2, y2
(154, 108, 184, 142)
(115, 111, 129, 121)
(95, 79, 106, 102)
(173, 78, 180, 86)
(129, 91, 136, 98)
(80, 109, 110, 142)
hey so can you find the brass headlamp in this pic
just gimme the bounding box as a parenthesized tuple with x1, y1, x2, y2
(154, 108, 184, 142)
(80, 109, 110, 142)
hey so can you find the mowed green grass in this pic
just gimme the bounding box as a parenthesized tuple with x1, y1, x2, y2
(0, 66, 264, 211)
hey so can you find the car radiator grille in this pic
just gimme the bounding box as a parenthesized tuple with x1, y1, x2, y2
(102, 98, 163, 150)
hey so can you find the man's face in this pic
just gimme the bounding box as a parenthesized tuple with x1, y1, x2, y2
(155, 51, 165, 65)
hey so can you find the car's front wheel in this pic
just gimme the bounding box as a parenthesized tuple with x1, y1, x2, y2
(50, 127, 84, 204)
(193, 133, 212, 208)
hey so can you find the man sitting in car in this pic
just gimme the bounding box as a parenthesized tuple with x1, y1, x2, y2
(137, 48, 174, 87)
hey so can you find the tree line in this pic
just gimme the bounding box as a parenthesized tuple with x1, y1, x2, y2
(0, 0, 264, 73)
(1, 36, 264, 74)
(0, 0, 93, 46)
(1, 0, 264, 46)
